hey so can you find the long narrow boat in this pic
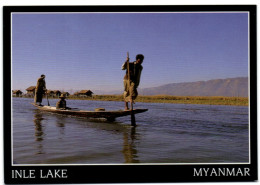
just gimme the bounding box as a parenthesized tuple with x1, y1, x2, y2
(31, 103, 148, 121)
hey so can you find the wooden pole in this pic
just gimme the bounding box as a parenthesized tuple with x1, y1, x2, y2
(46, 92, 50, 106)
(127, 52, 136, 126)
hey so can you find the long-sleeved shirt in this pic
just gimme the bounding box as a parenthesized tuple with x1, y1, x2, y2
(35, 77, 46, 93)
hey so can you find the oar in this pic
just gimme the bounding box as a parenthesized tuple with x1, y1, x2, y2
(67, 107, 79, 110)
(127, 52, 136, 126)
(46, 91, 50, 106)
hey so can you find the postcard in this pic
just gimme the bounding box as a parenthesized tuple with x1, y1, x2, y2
(3, 5, 257, 183)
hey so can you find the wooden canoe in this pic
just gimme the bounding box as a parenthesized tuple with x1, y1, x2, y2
(31, 103, 148, 121)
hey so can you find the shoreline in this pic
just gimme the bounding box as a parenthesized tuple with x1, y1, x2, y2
(14, 95, 249, 106)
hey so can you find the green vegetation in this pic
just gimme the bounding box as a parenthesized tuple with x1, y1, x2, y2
(15, 94, 248, 106)
(66, 95, 248, 106)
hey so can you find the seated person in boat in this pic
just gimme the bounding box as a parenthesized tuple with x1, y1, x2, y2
(56, 94, 69, 110)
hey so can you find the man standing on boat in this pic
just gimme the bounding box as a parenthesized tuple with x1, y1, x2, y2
(34, 74, 47, 106)
(122, 54, 144, 110)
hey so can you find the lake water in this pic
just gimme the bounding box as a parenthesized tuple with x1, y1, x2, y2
(12, 97, 249, 164)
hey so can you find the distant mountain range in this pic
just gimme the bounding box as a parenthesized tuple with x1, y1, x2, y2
(138, 77, 248, 97)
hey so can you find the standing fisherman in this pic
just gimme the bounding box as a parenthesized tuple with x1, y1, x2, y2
(122, 54, 144, 110)
(34, 74, 47, 106)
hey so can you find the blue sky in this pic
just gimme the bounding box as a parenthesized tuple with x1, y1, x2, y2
(12, 12, 249, 93)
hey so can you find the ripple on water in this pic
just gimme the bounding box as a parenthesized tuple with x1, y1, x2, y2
(12, 98, 249, 164)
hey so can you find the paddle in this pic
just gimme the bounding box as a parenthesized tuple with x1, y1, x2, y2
(67, 107, 79, 110)
(127, 52, 136, 126)
(46, 91, 50, 106)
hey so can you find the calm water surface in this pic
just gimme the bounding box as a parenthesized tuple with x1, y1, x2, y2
(12, 98, 249, 164)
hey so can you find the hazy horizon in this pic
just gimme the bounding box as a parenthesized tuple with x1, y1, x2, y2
(13, 76, 248, 95)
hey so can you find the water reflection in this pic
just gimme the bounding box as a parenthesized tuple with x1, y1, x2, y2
(33, 110, 45, 154)
(73, 117, 141, 163)
(33, 109, 140, 163)
(55, 116, 66, 138)
(122, 127, 140, 163)
(13, 98, 249, 163)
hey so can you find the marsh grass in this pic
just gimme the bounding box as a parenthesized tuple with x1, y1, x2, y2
(66, 95, 248, 106)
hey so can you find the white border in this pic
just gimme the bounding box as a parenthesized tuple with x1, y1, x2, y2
(10, 11, 251, 166)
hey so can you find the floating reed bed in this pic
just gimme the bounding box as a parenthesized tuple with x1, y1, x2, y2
(67, 95, 248, 106)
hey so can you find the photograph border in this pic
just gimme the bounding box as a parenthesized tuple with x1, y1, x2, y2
(4, 5, 257, 183)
